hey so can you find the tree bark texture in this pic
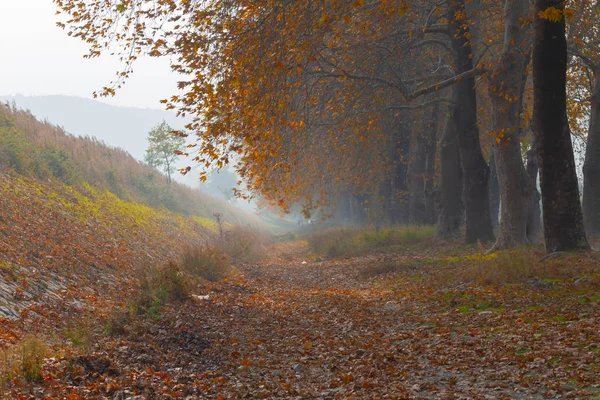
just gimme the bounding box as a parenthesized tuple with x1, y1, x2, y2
(448, 0, 495, 244)
(424, 105, 439, 225)
(582, 66, 600, 237)
(437, 104, 464, 239)
(409, 103, 440, 225)
(533, 0, 589, 252)
(391, 118, 411, 225)
(526, 145, 541, 241)
(408, 123, 428, 225)
(488, 0, 534, 251)
(489, 149, 500, 229)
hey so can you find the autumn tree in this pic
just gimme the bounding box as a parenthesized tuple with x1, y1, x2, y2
(567, 0, 600, 237)
(55, 0, 498, 240)
(144, 121, 185, 184)
(533, 0, 589, 252)
(447, 0, 495, 244)
(436, 100, 464, 239)
(487, 0, 534, 251)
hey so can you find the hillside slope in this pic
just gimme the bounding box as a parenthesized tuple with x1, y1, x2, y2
(0, 103, 261, 228)
(0, 94, 185, 162)
(0, 102, 262, 345)
(0, 172, 211, 333)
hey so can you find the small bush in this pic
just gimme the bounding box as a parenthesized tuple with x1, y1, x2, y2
(64, 320, 94, 354)
(0, 345, 17, 390)
(181, 245, 231, 282)
(19, 336, 46, 382)
(1, 336, 47, 388)
(104, 311, 131, 336)
(0, 127, 28, 173)
(130, 262, 189, 319)
(222, 225, 266, 262)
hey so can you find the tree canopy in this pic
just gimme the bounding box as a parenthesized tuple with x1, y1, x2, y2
(55, 0, 600, 250)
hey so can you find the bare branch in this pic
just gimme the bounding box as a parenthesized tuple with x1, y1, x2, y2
(387, 97, 454, 111)
(567, 48, 597, 70)
(407, 68, 487, 100)
(416, 39, 451, 52)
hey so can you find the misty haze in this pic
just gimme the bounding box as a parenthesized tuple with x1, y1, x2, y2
(0, 1, 598, 398)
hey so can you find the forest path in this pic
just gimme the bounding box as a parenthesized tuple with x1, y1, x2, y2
(6, 241, 598, 399)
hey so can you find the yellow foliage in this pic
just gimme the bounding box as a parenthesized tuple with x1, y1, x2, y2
(538, 6, 565, 22)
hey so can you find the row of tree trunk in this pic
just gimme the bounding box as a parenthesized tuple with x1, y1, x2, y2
(335, 0, 592, 253)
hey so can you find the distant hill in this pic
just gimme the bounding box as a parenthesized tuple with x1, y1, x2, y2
(0, 94, 185, 161)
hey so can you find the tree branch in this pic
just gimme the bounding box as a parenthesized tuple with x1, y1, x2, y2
(567, 48, 597, 70)
(407, 68, 487, 100)
(424, 25, 450, 35)
(416, 39, 451, 52)
(387, 97, 454, 111)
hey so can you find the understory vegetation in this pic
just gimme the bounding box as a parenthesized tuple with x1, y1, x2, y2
(306, 226, 436, 258)
(105, 223, 267, 336)
(0, 336, 47, 392)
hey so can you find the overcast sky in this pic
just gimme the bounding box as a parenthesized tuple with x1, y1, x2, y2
(0, 1, 179, 109)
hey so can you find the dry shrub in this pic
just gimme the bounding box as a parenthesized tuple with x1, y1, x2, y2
(222, 224, 266, 262)
(181, 245, 231, 282)
(19, 336, 46, 382)
(178, 225, 265, 282)
(64, 319, 95, 354)
(105, 262, 191, 334)
(0, 335, 47, 389)
(129, 262, 189, 319)
(104, 310, 131, 337)
(0, 345, 17, 390)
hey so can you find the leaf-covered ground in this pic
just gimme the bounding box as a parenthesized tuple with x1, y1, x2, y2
(0, 171, 211, 351)
(4, 238, 599, 399)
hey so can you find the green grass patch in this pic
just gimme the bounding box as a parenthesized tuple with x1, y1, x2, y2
(457, 304, 470, 314)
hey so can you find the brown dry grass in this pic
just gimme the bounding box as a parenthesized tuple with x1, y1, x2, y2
(436, 247, 600, 287)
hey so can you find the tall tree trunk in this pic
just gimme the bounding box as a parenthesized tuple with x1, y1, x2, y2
(424, 104, 439, 225)
(448, 0, 495, 244)
(582, 65, 600, 237)
(489, 148, 500, 229)
(533, 0, 589, 252)
(348, 194, 354, 225)
(391, 118, 411, 225)
(409, 104, 440, 225)
(408, 124, 428, 225)
(379, 178, 392, 227)
(437, 104, 464, 239)
(488, 0, 533, 251)
(526, 145, 541, 241)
